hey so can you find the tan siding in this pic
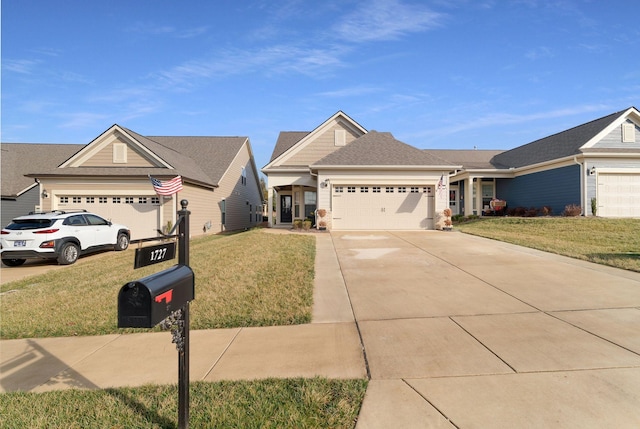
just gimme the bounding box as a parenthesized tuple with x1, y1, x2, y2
(216, 143, 263, 231)
(179, 185, 220, 235)
(282, 121, 360, 166)
(82, 138, 155, 167)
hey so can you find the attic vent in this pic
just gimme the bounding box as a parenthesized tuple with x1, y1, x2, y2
(334, 129, 346, 146)
(622, 122, 636, 143)
(113, 143, 127, 163)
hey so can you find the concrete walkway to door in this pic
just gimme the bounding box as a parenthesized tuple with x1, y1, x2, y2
(335, 231, 640, 429)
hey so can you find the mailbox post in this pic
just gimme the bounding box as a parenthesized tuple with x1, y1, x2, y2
(117, 199, 193, 429)
(177, 199, 190, 429)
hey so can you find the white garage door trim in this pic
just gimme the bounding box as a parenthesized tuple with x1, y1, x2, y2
(332, 185, 433, 230)
(56, 195, 161, 240)
(597, 172, 640, 218)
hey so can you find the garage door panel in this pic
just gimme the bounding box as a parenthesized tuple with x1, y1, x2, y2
(58, 196, 160, 239)
(332, 186, 430, 230)
(597, 173, 640, 218)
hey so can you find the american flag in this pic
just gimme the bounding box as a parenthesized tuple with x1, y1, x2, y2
(149, 175, 183, 196)
(437, 174, 445, 195)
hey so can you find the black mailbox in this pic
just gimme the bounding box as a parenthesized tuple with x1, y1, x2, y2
(118, 264, 195, 328)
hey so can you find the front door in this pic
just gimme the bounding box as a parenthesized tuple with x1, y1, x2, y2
(449, 186, 459, 215)
(280, 195, 292, 223)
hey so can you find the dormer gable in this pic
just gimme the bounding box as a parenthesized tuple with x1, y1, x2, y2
(263, 111, 367, 170)
(60, 124, 172, 168)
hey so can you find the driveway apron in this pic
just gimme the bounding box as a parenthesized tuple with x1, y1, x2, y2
(334, 231, 640, 429)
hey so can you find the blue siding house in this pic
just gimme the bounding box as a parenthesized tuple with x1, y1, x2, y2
(429, 107, 640, 218)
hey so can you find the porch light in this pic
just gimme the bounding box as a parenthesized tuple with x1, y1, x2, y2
(589, 166, 596, 176)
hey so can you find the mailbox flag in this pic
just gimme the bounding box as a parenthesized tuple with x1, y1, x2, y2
(150, 175, 183, 196)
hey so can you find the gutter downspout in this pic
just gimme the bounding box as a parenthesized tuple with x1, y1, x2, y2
(574, 156, 586, 216)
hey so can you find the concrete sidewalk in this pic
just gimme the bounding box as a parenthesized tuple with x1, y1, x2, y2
(2, 230, 640, 428)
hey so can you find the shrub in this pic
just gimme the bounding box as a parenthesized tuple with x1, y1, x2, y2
(562, 204, 582, 216)
(293, 219, 303, 230)
(302, 220, 312, 231)
(513, 206, 527, 217)
(451, 214, 465, 223)
(591, 198, 597, 216)
(524, 207, 539, 217)
(541, 206, 553, 216)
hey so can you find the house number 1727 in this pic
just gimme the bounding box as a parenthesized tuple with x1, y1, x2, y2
(150, 248, 167, 261)
(134, 242, 177, 269)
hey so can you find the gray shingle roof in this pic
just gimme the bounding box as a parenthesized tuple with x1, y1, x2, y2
(313, 131, 458, 167)
(490, 109, 628, 168)
(20, 126, 250, 188)
(268, 131, 310, 164)
(424, 149, 505, 169)
(1, 143, 84, 197)
(144, 134, 248, 185)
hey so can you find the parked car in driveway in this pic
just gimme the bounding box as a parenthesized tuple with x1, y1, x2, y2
(1, 210, 130, 266)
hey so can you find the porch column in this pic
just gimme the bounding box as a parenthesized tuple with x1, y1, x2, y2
(267, 187, 274, 227)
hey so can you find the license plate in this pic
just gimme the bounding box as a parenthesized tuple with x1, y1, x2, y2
(14, 240, 26, 247)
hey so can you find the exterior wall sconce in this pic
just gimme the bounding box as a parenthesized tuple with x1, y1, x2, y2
(589, 166, 596, 176)
(42, 189, 49, 198)
(321, 179, 330, 188)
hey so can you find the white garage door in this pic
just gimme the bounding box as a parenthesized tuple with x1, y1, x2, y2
(58, 196, 161, 240)
(597, 173, 640, 217)
(332, 186, 432, 230)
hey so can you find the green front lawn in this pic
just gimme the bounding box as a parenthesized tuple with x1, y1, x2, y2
(1, 229, 315, 340)
(455, 217, 640, 272)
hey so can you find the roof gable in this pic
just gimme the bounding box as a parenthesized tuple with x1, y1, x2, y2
(264, 111, 367, 169)
(491, 108, 632, 169)
(313, 131, 458, 167)
(424, 149, 505, 169)
(61, 125, 171, 169)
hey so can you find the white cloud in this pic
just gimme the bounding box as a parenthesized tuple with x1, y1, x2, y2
(59, 112, 109, 129)
(333, 0, 444, 43)
(3, 59, 40, 74)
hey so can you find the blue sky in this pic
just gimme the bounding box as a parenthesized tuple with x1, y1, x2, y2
(2, 0, 639, 171)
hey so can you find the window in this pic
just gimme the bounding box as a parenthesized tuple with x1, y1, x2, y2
(60, 196, 69, 204)
(72, 197, 82, 203)
(304, 191, 316, 218)
(361, 187, 369, 193)
(335, 186, 344, 193)
(221, 199, 226, 225)
(249, 204, 252, 222)
(139, 197, 147, 204)
(241, 167, 247, 186)
(86, 197, 95, 203)
(99, 197, 108, 204)
(64, 215, 87, 226)
(113, 197, 121, 204)
(398, 187, 406, 193)
(125, 197, 134, 204)
(347, 186, 356, 193)
(151, 197, 160, 204)
(386, 187, 394, 193)
(410, 187, 419, 193)
(372, 187, 381, 193)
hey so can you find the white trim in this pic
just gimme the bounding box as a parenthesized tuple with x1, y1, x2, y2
(581, 107, 639, 149)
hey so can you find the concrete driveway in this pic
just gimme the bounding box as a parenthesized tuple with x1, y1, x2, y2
(332, 231, 640, 428)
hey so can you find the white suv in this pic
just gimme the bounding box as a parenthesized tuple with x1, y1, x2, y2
(1, 210, 130, 266)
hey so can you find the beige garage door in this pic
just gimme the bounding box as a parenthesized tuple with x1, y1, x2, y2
(332, 186, 432, 230)
(58, 196, 161, 240)
(597, 173, 640, 217)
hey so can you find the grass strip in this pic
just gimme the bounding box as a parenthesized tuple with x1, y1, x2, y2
(0, 378, 368, 429)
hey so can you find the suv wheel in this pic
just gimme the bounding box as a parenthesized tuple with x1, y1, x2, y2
(57, 242, 80, 265)
(115, 233, 129, 251)
(2, 258, 26, 267)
